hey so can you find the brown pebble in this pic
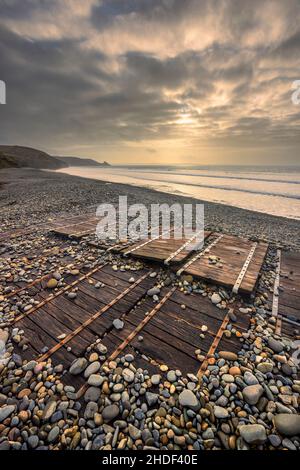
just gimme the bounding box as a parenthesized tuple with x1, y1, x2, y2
(229, 366, 241, 376)
(17, 388, 31, 399)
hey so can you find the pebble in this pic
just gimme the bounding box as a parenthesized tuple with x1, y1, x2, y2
(257, 362, 273, 374)
(244, 371, 258, 385)
(211, 293, 222, 304)
(147, 287, 160, 296)
(113, 319, 124, 330)
(122, 368, 135, 383)
(46, 278, 58, 289)
(167, 370, 177, 382)
(268, 337, 284, 353)
(42, 400, 57, 421)
(151, 374, 161, 385)
(145, 392, 158, 407)
(214, 406, 229, 419)
(84, 361, 101, 378)
(47, 426, 60, 443)
(274, 414, 300, 436)
(282, 438, 296, 451)
(84, 387, 101, 402)
(0, 405, 15, 422)
(88, 374, 104, 387)
(67, 292, 77, 300)
(178, 390, 199, 409)
(27, 435, 39, 449)
(218, 351, 238, 361)
(268, 434, 281, 447)
(97, 343, 107, 355)
(242, 384, 264, 405)
(129, 424, 141, 440)
(239, 424, 267, 444)
(69, 357, 87, 375)
(102, 404, 119, 422)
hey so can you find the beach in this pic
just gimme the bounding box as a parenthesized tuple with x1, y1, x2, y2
(57, 165, 300, 220)
(1, 168, 299, 250)
(0, 167, 300, 452)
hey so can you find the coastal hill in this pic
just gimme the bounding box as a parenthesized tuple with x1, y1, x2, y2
(0, 145, 65, 170)
(0, 145, 110, 170)
(57, 156, 110, 167)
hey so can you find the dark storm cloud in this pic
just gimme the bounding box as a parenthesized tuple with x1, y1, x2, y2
(90, 0, 192, 29)
(122, 51, 212, 90)
(270, 30, 300, 59)
(0, 0, 52, 20)
(0, 21, 182, 146)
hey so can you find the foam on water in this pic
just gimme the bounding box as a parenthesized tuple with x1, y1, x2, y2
(57, 165, 300, 220)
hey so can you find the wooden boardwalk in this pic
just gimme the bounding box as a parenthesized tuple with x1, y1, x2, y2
(272, 250, 300, 339)
(177, 234, 268, 295)
(9, 219, 299, 391)
(102, 288, 250, 377)
(121, 230, 211, 265)
(0, 207, 98, 242)
(13, 265, 154, 366)
(49, 215, 100, 239)
(13, 262, 251, 390)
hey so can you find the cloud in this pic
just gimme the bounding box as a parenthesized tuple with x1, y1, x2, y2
(0, 0, 299, 163)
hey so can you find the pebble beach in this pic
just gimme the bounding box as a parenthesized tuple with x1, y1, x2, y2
(0, 167, 300, 452)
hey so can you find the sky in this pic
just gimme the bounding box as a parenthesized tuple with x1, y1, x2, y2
(0, 0, 299, 165)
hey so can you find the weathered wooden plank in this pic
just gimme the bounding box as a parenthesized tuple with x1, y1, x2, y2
(39, 303, 95, 345)
(100, 265, 148, 282)
(169, 290, 227, 322)
(125, 312, 199, 359)
(129, 330, 200, 375)
(16, 316, 76, 363)
(28, 307, 90, 356)
(182, 235, 268, 294)
(276, 251, 300, 326)
(279, 292, 300, 310)
(124, 231, 211, 264)
(216, 335, 244, 354)
(281, 319, 300, 339)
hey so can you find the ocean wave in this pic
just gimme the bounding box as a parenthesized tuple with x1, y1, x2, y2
(136, 176, 300, 200)
(131, 169, 300, 186)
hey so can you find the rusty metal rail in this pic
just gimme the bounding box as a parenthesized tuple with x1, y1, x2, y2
(197, 312, 231, 378)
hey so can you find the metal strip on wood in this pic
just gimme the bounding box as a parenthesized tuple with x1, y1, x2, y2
(123, 227, 170, 257)
(232, 242, 258, 294)
(104, 223, 155, 253)
(106, 286, 177, 362)
(176, 233, 224, 276)
(164, 229, 204, 265)
(5, 262, 80, 300)
(272, 250, 282, 335)
(280, 316, 300, 327)
(37, 272, 150, 362)
(197, 312, 230, 378)
(275, 315, 282, 335)
(272, 249, 281, 318)
(13, 263, 108, 324)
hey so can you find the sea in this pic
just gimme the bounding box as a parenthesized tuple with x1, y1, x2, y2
(57, 165, 300, 220)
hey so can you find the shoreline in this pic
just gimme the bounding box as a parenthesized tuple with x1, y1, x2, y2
(0, 167, 300, 250)
(0, 167, 300, 452)
(56, 165, 300, 221)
